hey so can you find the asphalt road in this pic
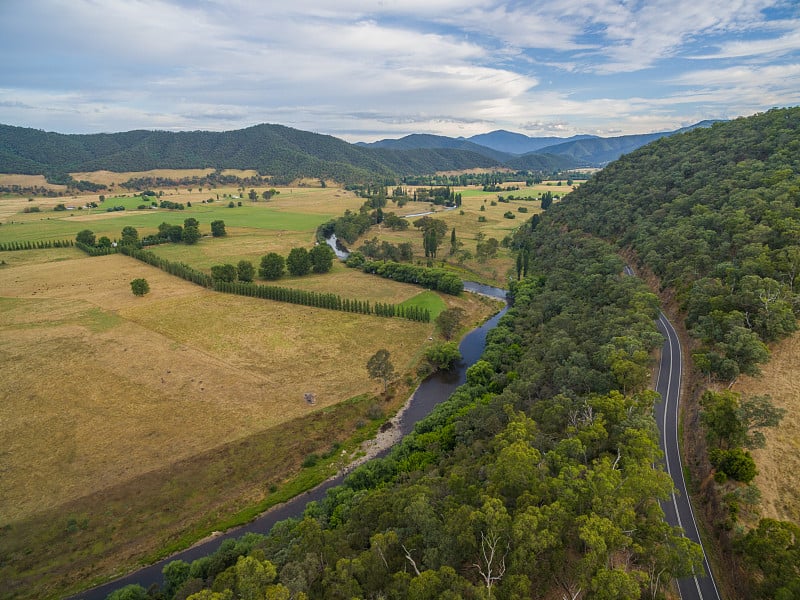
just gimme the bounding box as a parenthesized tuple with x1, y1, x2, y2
(655, 311, 723, 600)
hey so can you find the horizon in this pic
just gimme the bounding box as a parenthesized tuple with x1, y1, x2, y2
(1, 1, 798, 142)
(0, 117, 727, 146)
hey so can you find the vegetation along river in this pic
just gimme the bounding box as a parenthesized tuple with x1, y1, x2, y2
(73, 283, 509, 600)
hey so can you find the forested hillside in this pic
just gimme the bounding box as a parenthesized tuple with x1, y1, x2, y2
(550, 106, 800, 598)
(0, 124, 512, 184)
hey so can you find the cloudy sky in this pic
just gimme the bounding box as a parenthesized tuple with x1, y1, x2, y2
(1, 0, 798, 142)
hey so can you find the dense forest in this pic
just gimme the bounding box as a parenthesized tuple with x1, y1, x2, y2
(550, 106, 800, 598)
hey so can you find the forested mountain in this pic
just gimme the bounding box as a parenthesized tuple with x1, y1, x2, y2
(1, 120, 715, 184)
(532, 120, 721, 166)
(467, 130, 598, 154)
(0, 124, 512, 184)
(357, 134, 513, 162)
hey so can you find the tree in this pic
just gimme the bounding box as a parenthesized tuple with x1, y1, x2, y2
(424, 341, 462, 371)
(435, 307, 466, 340)
(130, 278, 150, 296)
(211, 264, 237, 283)
(184, 217, 199, 229)
(76, 229, 95, 246)
(120, 226, 139, 245)
(166, 225, 183, 243)
(211, 220, 226, 237)
(450, 227, 457, 255)
(182, 225, 201, 244)
(286, 247, 311, 276)
(309, 244, 335, 274)
(259, 253, 285, 280)
(162, 560, 191, 599)
(540, 191, 553, 210)
(97, 236, 112, 248)
(106, 585, 148, 600)
(237, 260, 255, 283)
(248, 189, 258, 201)
(710, 447, 757, 482)
(367, 349, 395, 392)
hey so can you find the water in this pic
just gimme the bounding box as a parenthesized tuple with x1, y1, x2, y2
(71, 284, 508, 600)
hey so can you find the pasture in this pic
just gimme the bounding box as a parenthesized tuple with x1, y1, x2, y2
(0, 177, 501, 598)
(733, 330, 800, 525)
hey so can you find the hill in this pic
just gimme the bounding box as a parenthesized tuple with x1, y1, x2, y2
(0, 124, 518, 185)
(357, 133, 513, 162)
(466, 129, 598, 154)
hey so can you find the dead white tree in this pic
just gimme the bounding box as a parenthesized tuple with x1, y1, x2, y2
(472, 530, 509, 598)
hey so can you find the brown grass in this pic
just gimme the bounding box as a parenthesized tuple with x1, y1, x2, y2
(0, 174, 66, 191)
(0, 253, 434, 523)
(733, 331, 800, 524)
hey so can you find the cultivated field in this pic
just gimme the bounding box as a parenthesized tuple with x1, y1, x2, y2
(733, 331, 800, 525)
(0, 177, 502, 598)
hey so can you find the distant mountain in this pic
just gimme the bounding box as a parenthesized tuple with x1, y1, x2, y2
(0, 120, 723, 184)
(466, 130, 598, 155)
(533, 120, 722, 166)
(0, 124, 513, 184)
(357, 133, 513, 162)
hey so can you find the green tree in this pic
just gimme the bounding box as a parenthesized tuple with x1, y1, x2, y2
(237, 260, 255, 283)
(435, 307, 465, 340)
(211, 220, 226, 237)
(286, 247, 311, 276)
(309, 244, 335, 274)
(367, 349, 395, 392)
(76, 229, 95, 246)
(211, 264, 237, 283)
(184, 217, 199, 229)
(182, 225, 201, 244)
(163, 559, 191, 599)
(130, 278, 150, 296)
(259, 253, 285, 280)
(120, 226, 139, 245)
(424, 341, 462, 371)
(248, 189, 258, 201)
(97, 236, 112, 248)
(710, 447, 757, 482)
(106, 585, 149, 600)
(167, 225, 183, 243)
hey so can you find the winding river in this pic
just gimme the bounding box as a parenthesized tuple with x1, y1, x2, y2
(72, 283, 508, 600)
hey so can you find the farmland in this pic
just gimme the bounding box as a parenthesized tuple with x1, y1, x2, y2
(0, 177, 505, 598)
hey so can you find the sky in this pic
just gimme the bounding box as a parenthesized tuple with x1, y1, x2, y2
(1, 0, 799, 142)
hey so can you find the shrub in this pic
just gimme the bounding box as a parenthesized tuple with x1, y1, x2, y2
(130, 278, 150, 296)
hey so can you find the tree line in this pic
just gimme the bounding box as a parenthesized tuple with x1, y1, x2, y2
(346, 254, 464, 295)
(0, 239, 74, 251)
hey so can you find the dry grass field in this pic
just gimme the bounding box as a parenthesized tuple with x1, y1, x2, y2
(0, 174, 513, 597)
(0, 252, 436, 523)
(733, 331, 800, 525)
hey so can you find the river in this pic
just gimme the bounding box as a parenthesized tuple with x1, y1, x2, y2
(71, 283, 508, 600)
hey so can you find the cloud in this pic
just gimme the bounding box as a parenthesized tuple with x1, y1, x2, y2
(0, 0, 797, 141)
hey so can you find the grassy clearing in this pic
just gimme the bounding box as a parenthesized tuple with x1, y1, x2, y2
(733, 330, 800, 525)
(400, 290, 447, 319)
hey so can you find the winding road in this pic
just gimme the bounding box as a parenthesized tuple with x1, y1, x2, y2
(655, 311, 723, 600)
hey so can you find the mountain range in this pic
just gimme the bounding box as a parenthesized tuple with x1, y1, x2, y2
(0, 120, 721, 184)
